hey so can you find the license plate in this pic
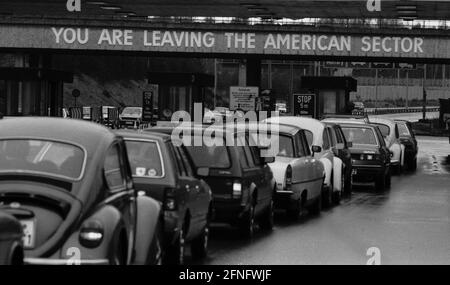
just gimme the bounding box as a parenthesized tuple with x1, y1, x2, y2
(20, 220, 36, 248)
(352, 169, 358, 176)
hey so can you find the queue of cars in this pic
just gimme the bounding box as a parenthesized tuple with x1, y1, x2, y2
(0, 113, 416, 265)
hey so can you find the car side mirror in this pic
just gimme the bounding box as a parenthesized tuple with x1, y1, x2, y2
(311, 145, 322, 154)
(347, 141, 353, 148)
(196, 167, 210, 177)
(263, 156, 275, 164)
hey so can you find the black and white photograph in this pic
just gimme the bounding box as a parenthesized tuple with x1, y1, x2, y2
(0, 0, 449, 272)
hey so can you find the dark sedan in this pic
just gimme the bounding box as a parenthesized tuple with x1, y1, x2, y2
(340, 123, 391, 191)
(0, 118, 162, 265)
(118, 131, 213, 265)
(149, 124, 276, 238)
(395, 120, 418, 171)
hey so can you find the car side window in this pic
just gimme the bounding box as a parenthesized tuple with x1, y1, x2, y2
(104, 143, 126, 191)
(300, 131, 312, 156)
(322, 129, 330, 150)
(177, 146, 194, 177)
(172, 145, 187, 177)
(294, 132, 306, 157)
(328, 128, 337, 147)
(375, 128, 386, 147)
(237, 145, 249, 168)
(334, 127, 344, 144)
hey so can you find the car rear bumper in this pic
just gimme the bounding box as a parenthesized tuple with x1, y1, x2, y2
(352, 164, 385, 182)
(213, 199, 248, 224)
(24, 257, 109, 265)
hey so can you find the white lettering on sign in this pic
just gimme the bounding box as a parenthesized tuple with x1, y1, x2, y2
(297, 95, 312, 104)
(48, 27, 427, 55)
(52, 27, 88, 44)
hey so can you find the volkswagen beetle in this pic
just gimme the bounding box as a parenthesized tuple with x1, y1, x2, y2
(0, 117, 162, 265)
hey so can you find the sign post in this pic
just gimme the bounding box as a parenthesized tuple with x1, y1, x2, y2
(142, 86, 157, 123)
(293, 94, 316, 118)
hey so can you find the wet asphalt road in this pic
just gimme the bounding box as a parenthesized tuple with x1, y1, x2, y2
(197, 136, 450, 265)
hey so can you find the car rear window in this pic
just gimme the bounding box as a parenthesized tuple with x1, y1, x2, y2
(0, 139, 85, 180)
(125, 140, 164, 178)
(342, 127, 378, 146)
(372, 123, 390, 137)
(186, 145, 231, 169)
(397, 123, 410, 137)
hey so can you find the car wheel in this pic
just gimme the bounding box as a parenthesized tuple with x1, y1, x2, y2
(344, 170, 353, 195)
(260, 199, 274, 231)
(409, 158, 417, 171)
(109, 240, 126, 265)
(323, 177, 333, 208)
(164, 227, 185, 265)
(308, 192, 322, 215)
(375, 173, 386, 192)
(286, 198, 301, 220)
(239, 204, 255, 238)
(385, 168, 392, 188)
(191, 224, 209, 260)
(333, 172, 344, 204)
(153, 233, 163, 265)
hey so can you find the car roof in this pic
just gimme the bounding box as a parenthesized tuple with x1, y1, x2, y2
(338, 122, 378, 129)
(368, 117, 396, 128)
(321, 118, 367, 124)
(0, 117, 115, 151)
(116, 130, 170, 142)
(227, 122, 302, 136)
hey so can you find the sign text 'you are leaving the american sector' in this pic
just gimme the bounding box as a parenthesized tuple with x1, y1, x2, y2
(51, 28, 425, 54)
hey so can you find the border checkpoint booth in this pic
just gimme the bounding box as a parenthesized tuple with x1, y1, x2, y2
(294, 76, 358, 119)
(148, 72, 214, 121)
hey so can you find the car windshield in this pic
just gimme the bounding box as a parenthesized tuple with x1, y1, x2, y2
(372, 123, 390, 137)
(342, 127, 378, 146)
(125, 140, 163, 178)
(185, 136, 231, 169)
(0, 139, 85, 180)
(397, 123, 410, 137)
(122, 107, 142, 116)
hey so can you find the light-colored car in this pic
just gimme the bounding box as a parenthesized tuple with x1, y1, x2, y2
(369, 117, 405, 173)
(264, 116, 345, 206)
(245, 123, 325, 218)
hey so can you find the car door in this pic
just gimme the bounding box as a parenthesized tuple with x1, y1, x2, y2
(292, 131, 314, 199)
(374, 127, 390, 167)
(321, 127, 334, 163)
(247, 136, 272, 216)
(177, 145, 208, 234)
(334, 126, 352, 170)
(173, 145, 202, 239)
(299, 130, 323, 199)
(104, 140, 136, 264)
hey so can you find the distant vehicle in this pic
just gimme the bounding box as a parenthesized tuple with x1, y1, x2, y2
(395, 120, 418, 171)
(353, 102, 365, 110)
(244, 123, 324, 218)
(150, 124, 276, 238)
(321, 122, 354, 195)
(0, 211, 23, 265)
(340, 123, 391, 191)
(101, 106, 120, 128)
(120, 107, 143, 129)
(369, 117, 405, 174)
(118, 130, 213, 265)
(264, 117, 345, 207)
(321, 114, 369, 124)
(0, 118, 162, 265)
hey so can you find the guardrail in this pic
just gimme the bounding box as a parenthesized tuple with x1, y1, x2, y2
(363, 106, 440, 115)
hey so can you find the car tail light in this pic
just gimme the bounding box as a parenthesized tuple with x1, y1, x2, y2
(79, 220, 104, 248)
(285, 166, 292, 191)
(233, 182, 242, 198)
(164, 187, 177, 211)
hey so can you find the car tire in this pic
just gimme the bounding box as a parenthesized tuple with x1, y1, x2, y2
(164, 227, 185, 265)
(109, 239, 126, 265)
(409, 158, 417, 171)
(191, 223, 209, 260)
(308, 193, 322, 215)
(239, 204, 255, 239)
(323, 177, 333, 208)
(286, 198, 301, 220)
(385, 168, 392, 188)
(344, 170, 353, 196)
(375, 173, 386, 192)
(333, 172, 344, 204)
(260, 199, 274, 231)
